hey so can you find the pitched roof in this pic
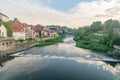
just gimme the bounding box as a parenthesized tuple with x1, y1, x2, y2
(0, 12, 9, 18)
(33, 24, 44, 32)
(22, 23, 29, 28)
(0, 24, 4, 27)
(12, 21, 24, 32)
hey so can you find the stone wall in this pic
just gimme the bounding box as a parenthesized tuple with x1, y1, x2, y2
(0, 37, 49, 60)
(0, 37, 15, 51)
(0, 39, 35, 59)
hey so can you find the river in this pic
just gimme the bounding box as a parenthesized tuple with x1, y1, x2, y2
(0, 37, 120, 80)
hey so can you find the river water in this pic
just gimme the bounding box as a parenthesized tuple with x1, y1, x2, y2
(0, 37, 120, 80)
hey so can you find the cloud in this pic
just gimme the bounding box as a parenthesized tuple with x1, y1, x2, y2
(105, 6, 120, 15)
(0, 0, 120, 28)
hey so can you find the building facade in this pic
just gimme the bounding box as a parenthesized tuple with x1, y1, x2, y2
(0, 12, 9, 22)
(23, 24, 34, 39)
(113, 27, 120, 37)
(12, 21, 26, 40)
(0, 24, 7, 38)
(47, 26, 59, 37)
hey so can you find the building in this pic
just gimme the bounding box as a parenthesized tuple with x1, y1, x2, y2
(47, 26, 60, 37)
(33, 24, 45, 38)
(90, 31, 105, 42)
(12, 21, 26, 40)
(113, 45, 120, 53)
(41, 26, 49, 37)
(113, 27, 120, 37)
(0, 24, 7, 38)
(0, 12, 9, 22)
(23, 23, 34, 39)
(94, 31, 104, 36)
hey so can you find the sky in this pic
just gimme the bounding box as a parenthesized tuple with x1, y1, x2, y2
(0, 0, 120, 28)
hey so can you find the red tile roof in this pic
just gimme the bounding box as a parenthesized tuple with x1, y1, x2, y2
(33, 24, 44, 32)
(12, 21, 24, 32)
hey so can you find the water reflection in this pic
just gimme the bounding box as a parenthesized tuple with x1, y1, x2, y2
(0, 37, 120, 80)
(0, 56, 15, 68)
(0, 57, 119, 80)
(104, 61, 120, 67)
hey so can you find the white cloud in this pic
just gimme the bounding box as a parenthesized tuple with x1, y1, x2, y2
(0, 0, 120, 28)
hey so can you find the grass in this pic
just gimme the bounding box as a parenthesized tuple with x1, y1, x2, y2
(76, 40, 112, 52)
(34, 37, 63, 47)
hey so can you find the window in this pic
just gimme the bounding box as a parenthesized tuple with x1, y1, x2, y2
(10, 42, 12, 44)
(6, 42, 8, 45)
(2, 32, 4, 37)
(2, 43, 4, 46)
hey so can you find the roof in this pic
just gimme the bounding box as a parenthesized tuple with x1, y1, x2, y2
(33, 24, 44, 32)
(0, 24, 4, 27)
(0, 12, 9, 18)
(22, 23, 33, 30)
(12, 21, 24, 32)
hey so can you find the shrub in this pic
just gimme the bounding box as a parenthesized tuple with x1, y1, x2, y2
(76, 40, 112, 52)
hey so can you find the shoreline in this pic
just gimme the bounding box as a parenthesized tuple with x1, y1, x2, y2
(0, 37, 63, 60)
(76, 41, 120, 60)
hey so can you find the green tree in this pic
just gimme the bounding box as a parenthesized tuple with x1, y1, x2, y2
(90, 21, 103, 32)
(13, 18, 18, 22)
(3, 21, 13, 37)
(74, 26, 91, 41)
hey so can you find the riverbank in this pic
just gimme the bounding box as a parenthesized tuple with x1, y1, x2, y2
(33, 37, 63, 47)
(76, 40, 120, 59)
(0, 37, 63, 60)
(0, 41, 35, 60)
(76, 41, 112, 52)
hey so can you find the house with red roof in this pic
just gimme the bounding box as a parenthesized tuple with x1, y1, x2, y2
(33, 24, 44, 37)
(12, 21, 26, 40)
(23, 23, 34, 39)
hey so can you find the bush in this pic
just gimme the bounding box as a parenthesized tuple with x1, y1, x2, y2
(76, 40, 112, 52)
(34, 37, 63, 47)
(15, 39, 24, 42)
(25, 38, 33, 41)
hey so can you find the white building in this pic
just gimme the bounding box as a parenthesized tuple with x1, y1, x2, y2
(47, 26, 59, 37)
(113, 27, 120, 37)
(0, 12, 9, 22)
(0, 24, 7, 37)
(23, 24, 34, 39)
(12, 21, 26, 40)
(13, 32, 26, 40)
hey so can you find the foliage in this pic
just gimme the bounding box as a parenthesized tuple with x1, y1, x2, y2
(75, 19, 120, 55)
(15, 39, 24, 42)
(75, 19, 120, 47)
(59, 26, 76, 38)
(3, 21, 13, 37)
(13, 18, 18, 22)
(90, 21, 103, 32)
(76, 41, 112, 52)
(0, 19, 13, 37)
(113, 38, 120, 45)
(74, 26, 90, 41)
(34, 37, 63, 47)
(25, 38, 33, 41)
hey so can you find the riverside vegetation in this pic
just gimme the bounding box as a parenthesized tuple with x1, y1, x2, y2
(74, 19, 120, 58)
(34, 36, 63, 47)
